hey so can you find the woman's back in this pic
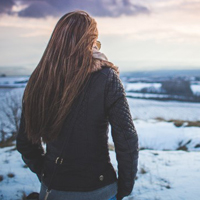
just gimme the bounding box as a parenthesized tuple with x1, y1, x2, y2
(17, 67, 138, 199)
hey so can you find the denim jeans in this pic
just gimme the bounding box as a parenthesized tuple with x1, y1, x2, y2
(109, 195, 117, 200)
(39, 180, 118, 200)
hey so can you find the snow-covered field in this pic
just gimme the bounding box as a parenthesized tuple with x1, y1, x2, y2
(127, 97, 200, 121)
(110, 150, 200, 200)
(108, 119, 200, 151)
(0, 82, 200, 200)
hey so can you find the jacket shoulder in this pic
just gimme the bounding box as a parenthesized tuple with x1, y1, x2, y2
(99, 67, 115, 77)
(100, 66, 115, 77)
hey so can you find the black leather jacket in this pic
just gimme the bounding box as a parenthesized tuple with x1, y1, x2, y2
(16, 67, 139, 200)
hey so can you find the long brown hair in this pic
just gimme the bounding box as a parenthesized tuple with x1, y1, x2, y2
(22, 10, 101, 144)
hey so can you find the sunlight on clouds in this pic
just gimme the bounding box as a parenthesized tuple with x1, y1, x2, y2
(11, 2, 28, 13)
(1, 0, 200, 42)
(96, 6, 200, 44)
(0, 15, 57, 37)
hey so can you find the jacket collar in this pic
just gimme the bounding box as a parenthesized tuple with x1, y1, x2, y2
(91, 47, 120, 76)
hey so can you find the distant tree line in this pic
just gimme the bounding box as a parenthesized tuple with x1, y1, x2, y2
(161, 80, 193, 96)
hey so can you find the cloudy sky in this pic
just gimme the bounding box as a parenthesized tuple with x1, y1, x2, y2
(0, 0, 200, 75)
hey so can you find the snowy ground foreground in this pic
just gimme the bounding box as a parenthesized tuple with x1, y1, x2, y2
(0, 146, 200, 200)
(110, 150, 200, 200)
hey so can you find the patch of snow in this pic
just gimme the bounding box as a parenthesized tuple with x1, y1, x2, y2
(0, 146, 40, 200)
(191, 84, 200, 95)
(123, 82, 162, 92)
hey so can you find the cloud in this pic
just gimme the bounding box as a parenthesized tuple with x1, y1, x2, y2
(18, 1, 58, 18)
(0, 0, 15, 14)
(0, 0, 150, 18)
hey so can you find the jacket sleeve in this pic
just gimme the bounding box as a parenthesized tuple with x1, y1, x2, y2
(16, 103, 45, 182)
(105, 69, 139, 200)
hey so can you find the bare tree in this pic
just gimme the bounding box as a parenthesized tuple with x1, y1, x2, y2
(0, 120, 7, 142)
(0, 88, 24, 142)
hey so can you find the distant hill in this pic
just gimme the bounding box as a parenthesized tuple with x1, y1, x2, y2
(1, 66, 200, 77)
(120, 69, 200, 78)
